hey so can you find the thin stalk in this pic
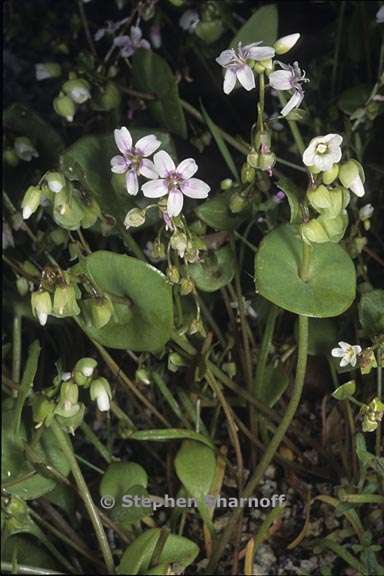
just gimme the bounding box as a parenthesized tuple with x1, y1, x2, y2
(1, 563, 63, 575)
(299, 242, 312, 282)
(331, 1, 346, 96)
(206, 315, 308, 572)
(50, 418, 114, 573)
(251, 305, 279, 440)
(258, 72, 265, 131)
(78, 0, 97, 58)
(80, 421, 113, 464)
(376, 347, 382, 457)
(12, 313, 22, 384)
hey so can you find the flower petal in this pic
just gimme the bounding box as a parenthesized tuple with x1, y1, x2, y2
(177, 158, 198, 179)
(180, 178, 210, 198)
(139, 158, 158, 179)
(111, 155, 129, 174)
(126, 170, 139, 196)
(167, 189, 184, 217)
(130, 26, 143, 43)
(136, 134, 161, 157)
(339, 357, 349, 367)
(141, 179, 168, 198)
(350, 176, 365, 197)
(331, 347, 344, 357)
(246, 46, 275, 61)
(223, 69, 237, 95)
(353, 345, 362, 355)
(153, 150, 175, 177)
(269, 70, 293, 91)
(216, 49, 235, 67)
(280, 90, 303, 116)
(236, 65, 255, 91)
(114, 127, 132, 154)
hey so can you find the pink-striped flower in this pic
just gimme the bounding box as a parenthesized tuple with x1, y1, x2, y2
(141, 151, 210, 218)
(110, 127, 160, 195)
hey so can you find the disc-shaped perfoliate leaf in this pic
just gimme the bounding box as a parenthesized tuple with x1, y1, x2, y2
(189, 246, 235, 292)
(255, 224, 356, 318)
(60, 131, 176, 232)
(195, 190, 249, 231)
(78, 251, 173, 351)
(230, 4, 278, 48)
(2, 400, 70, 500)
(117, 529, 199, 575)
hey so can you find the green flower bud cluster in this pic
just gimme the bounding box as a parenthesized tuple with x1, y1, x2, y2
(83, 295, 114, 330)
(31, 271, 81, 326)
(360, 397, 384, 432)
(4, 136, 39, 166)
(246, 131, 276, 174)
(301, 180, 352, 245)
(53, 75, 91, 122)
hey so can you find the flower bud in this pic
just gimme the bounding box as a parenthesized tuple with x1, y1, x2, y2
(14, 137, 39, 162)
(189, 317, 207, 337)
(170, 231, 188, 258)
(50, 228, 68, 246)
(254, 131, 271, 150)
(220, 178, 233, 191)
(273, 33, 300, 55)
(168, 352, 187, 373)
(80, 197, 101, 228)
(300, 219, 329, 245)
(93, 81, 121, 111)
(124, 207, 146, 229)
(361, 397, 384, 432)
(74, 358, 97, 385)
(229, 192, 248, 213)
(63, 78, 91, 104)
(258, 152, 276, 171)
(322, 164, 339, 185)
(338, 160, 365, 197)
(31, 290, 52, 325)
(167, 265, 180, 284)
(53, 93, 76, 122)
(359, 203, 374, 221)
(52, 283, 80, 317)
(135, 368, 151, 384)
(180, 277, 194, 295)
(21, 186, 41, 220)
(90, 377, 112, 412)
(56, 403, 85, 433)
(247, 150, 259, 169)
(3, 147, 19, 167)
(87, 296, 113, 329)
(359, 348, 377, 375)
(60, 380, 79, 405)
(318, 211, 348, 243)
(16, 277, 30, 297)
(241, 162, 255, 184)
(32, 395, 55, 428)
(46, 172, 66, 193)
(35, 62, 62, 80)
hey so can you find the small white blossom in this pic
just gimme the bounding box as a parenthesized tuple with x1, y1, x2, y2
(302, 134, 343, 172)
(35, 63, 61, 81)
(113, 26, 150, 58)
(269, 61, 309, 116)
(359, 204, 374, 221)
(376, 5, 384, 24)
(179, 10, 200, 33)
(141, 151, 210, 218)
(331, 341, 362, 368)
(216, 42, 275, 95)
(110, 127, 160, 195)
(274, 33, 300, 55)
(14, 137, 39, 162)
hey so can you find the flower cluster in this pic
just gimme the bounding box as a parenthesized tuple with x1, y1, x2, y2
(52, 75, 91, 122)
(110, 127, 210, 220)
(300, 134, 366, 245)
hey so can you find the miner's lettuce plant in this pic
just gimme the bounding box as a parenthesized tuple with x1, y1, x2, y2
(2, 2, 384, 575)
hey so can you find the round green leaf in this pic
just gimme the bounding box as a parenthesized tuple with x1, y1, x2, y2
(189, 246, 235, 292)
(230, 4, 278, 49)
(195, 190, 249, 231)
(78, 251, 174, 351)
(358, 289, 384, 337)
(255, 224, 356, 318)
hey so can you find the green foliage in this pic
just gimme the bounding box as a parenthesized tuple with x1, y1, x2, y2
(189, 246, 235, 292)
(230, 4, 278, 48)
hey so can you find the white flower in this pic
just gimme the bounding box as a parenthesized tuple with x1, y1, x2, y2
(331, 341, 362, 368)
(376, 5, 384, 24)
(110, 127, 160, 195)
(35, 63, 61, 81)
(90, 377, 112, 412)
(179, 10, 200, 33)
(150, 24, 162, 49)
(113, 26, 150, 58)
(359, 203, 374, 221)
(269, 61, 309, 116)
(302, 134, 343, 172)
(216, 42, 275, 95)
(141, 151, 210, 218)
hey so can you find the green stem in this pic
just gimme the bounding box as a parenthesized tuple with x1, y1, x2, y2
(251, 305, 279, 438)
(277, 93, 306, 156)
(331, 1, 346, 96)
(50, 418, 114, 573)
(206, 315, 308, 572)
(1, 562, 64, 576)
(258, 72, 265, 131)
(299, 242, 312, 282)
(376, 347, 382, 457)
(80, 421, 113, 464)
(12, 313, 22, 384)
